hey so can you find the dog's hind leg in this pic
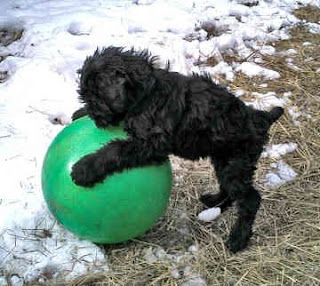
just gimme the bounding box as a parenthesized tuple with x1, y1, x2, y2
(216, 156, 261, 253)
(227, 188, 261, 253)
(200, 193, 232, 212)
(200, 157, 233, 213)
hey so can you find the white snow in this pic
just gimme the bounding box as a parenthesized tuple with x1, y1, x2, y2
(204, 61, 235, 81)
(0, 0, 319, 284)
(306, 22, 320, 34)
(171, 269, 182, 279)
(265, 160, 298, 188)
(47, 112, 72, 125)
(171, 265, 206, 285)
(181, 276, 207, 286)
(286, 48, 298, 55)
(235, 62, 281, 80)
(198, 207, 221, 222)
(259, 45, 276, 56)
(233, 88, 248, 97)
(247, 91, 286, 110)
(188, 244, 199, 253)
(262, 143, 298, 159)
(288, 106, 301, 122)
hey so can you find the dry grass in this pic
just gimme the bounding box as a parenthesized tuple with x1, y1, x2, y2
(0, 27, 23, 47)
(294, 5, 320, 23)
(48, 7, 320, 286)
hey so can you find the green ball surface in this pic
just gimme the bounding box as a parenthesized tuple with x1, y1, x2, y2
(42, 116, 172, 243)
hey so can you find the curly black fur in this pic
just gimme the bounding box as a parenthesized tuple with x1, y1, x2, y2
(71, 46, 284, 253)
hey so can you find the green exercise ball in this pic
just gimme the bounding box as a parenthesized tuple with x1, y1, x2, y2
(42, 116, 172, 243)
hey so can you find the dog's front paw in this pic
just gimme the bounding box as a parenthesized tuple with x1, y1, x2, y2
(71, 154, 105, 187)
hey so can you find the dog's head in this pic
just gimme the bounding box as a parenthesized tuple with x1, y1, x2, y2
(78, 47, 156, 128)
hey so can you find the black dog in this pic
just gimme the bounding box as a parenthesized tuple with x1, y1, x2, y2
(71, 47, 283, 253)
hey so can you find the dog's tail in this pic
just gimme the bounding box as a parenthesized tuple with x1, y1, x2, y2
(252, 106, 284, 131)
(266, 106, 284, 124)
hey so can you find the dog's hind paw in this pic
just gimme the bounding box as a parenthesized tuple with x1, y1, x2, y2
(200, 193, 227, 208)
(200, 193, 220, 207)
(226, 228, 251, 253)
(71, 154, 105, 188)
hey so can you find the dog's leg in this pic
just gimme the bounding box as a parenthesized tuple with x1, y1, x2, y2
(227, 188, 261, 253)
(72, 107, 87, 121)
(71, 138, 167, 187)
(200, 157, 232, 213)
(200, 193, 231, 212)
(217, 156, 261, 253)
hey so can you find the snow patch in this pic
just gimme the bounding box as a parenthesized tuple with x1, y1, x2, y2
(247, 92, 286, 110)
(302, 41, 312, 46)
(188, 244, 199, 253)
(288, 106, 301, 121)
(265, 160, 297, 188)
(181, 276, 207, 286)
(262, 143, 297, 159)
(0, 213, 109, 283)
(205, 62, 235, 81)
(306, 22, 320, 34)
(67, 21, 92, 36)
(198, 207, 221, 222)
(48, 112, 72, 125)
(235, 62, 280, 80)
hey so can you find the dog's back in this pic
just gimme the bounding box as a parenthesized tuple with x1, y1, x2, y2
(166, 73, 284, 159)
